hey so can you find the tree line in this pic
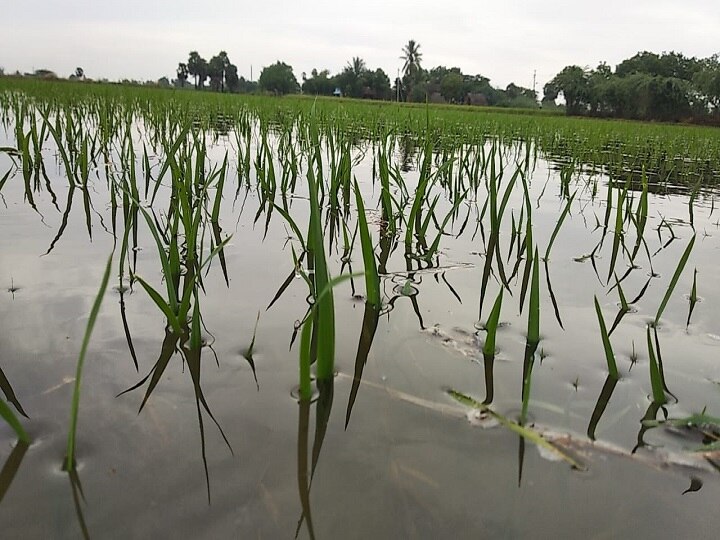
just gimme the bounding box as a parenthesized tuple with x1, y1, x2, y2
(544, 51, 720, 123)
(174, 41, 539, 109)
(176, 51, 257, 93)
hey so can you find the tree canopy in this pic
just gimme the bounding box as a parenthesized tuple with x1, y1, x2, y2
(258, 61, 299, 95)
(544, 51, 720, 122)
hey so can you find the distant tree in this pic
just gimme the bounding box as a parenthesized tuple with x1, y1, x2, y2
(258, 61, 299, 95)
(0, 67, 4, 77)
(348, 56, 366, 77)
(401, 39, 422, 78)
(615, 51, 701, 81)
(544, 66, 589, 114)
(501, 83, 538, 108)
(440, 71, 465, 102)
(157, 77, 170, 88)
(74, 67, 84, 79)
(693, 55, 720, 113)
(225, 63, 240, 92)
(208, 54, 225, 91)
(465, 74, 501, 105)
(235, 77, 258, 93)
(187, 51, 209, 89)
(33, 69, 58, 79)
(367, 68, 392, 100)
(302, 69, 335, 95)
(401, 39, 423, 101)
(176, 63, 189, 88)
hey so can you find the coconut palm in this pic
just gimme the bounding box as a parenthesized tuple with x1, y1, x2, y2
(400, 40, 422, 101)
(176, 63, 189, 88)
(187, 51, 209, 90)
(401, 40, 422, 77)
(347, 56, 366, 77)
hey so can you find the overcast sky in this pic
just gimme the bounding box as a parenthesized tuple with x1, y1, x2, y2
(2, 1, 718, 92)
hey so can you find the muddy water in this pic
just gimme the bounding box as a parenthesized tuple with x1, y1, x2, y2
(1, 121, 720, 538)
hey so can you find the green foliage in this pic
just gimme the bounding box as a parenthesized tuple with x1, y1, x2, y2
(545, 51, 720, 122)
(594, 296, 619, 379)
(302, 63, 391, 100)
(258, 61, 300, 95)
(483, 290, 504, 356)
(0, 398, 29, 444)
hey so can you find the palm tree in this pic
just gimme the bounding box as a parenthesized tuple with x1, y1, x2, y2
(400, 40, 422, 101)
(217, 51, 230, 92)
(176, 63, 189, 88)
(401, 40, 422, 75)
(188, 51, 202, 89)
(347, 56, 366, 77)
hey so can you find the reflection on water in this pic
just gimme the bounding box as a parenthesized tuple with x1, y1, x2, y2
(1, 90, 720, 537)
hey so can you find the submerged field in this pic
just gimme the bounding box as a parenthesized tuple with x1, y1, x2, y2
(1, 79, 720, 538)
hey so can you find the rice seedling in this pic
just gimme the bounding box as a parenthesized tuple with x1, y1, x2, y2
(607, 274, 630, 335)
(646, 325, 667, 404)
(65, 252, 113, 472)
(482, 290, 503, 356)
(543, 191, 576, 262)
(4, 75, 720, 534)
(654, 234, 696, 326)
(593, 296, 619, 379)
(353, 179, 380, 308)
(526, 247, 541, 345)
(586, 374, 619, 440)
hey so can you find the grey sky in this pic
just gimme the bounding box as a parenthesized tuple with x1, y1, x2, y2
(2, 1, 718, 92)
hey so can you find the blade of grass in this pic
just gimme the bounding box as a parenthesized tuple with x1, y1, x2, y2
(594, 296, 618, 379)
(655, 234, 695, 326)
(65, 252, 113, 471)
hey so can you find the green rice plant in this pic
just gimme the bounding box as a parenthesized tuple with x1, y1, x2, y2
(629, 171, 649, 262)
(646, 325, 667, 404)
(0, 399, 29, 444)
(483, 290, 503, 356)
(608, 273, 630, 335)
(353, 180, 380, 308)
(518, 172, 534, 313)
(527, 247, 540, 345)
(607, 182, 628, 283)
(654, 234, 695, 326)
(65, 252, 113, 471)
(306, 160, 335, 381)
(593, 296, 619, 379)
(424, 188, 469, 262)
(586, 374, 619, 440)
(543, 191, 576, 261)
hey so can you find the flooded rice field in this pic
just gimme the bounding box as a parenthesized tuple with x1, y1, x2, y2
(1, 83, 720, 538)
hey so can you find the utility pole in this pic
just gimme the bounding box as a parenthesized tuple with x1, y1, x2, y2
(532, 70, 537, 96)
(250, 65, 253, 82)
